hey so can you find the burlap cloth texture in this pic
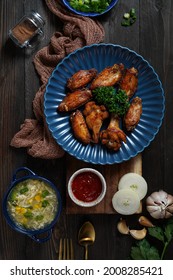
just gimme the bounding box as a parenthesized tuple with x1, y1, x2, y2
(10, 0, 105, 159)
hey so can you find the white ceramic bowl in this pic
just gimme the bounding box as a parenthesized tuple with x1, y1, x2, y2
(68, 168, 106, 207)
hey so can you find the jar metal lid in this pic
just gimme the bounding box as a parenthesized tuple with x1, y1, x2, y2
(31, 10, 45, 26)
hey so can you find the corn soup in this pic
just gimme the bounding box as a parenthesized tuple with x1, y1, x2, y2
(7, 179, 58, 230)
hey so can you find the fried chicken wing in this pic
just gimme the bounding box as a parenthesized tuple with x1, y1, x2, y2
(119, 67, 138, 99)
(67, 69, 97, 91)
(70, 110, 91, 144)
(58, 88, 92, 112)
(83, 101, 109, 143)
(100, 113, 126, 151)
(124, 97, 142, 131)
(90, 63, 124, 90)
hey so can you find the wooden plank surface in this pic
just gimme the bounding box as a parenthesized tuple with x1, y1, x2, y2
(1, 0, 173, 260)
(66, 154, 142, 214)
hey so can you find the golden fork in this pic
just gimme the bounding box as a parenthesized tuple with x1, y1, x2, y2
(58, 238, 74, 260)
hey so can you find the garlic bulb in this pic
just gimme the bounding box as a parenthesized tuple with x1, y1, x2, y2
(146, 190, 173, 219)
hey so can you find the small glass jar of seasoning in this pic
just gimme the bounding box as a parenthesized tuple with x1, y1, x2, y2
(9, 11, 45, 48)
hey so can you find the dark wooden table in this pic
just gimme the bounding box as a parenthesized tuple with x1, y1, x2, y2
(0, 0, 173, 260)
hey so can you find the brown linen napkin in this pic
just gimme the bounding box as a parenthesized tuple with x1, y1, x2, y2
(10, 0, 105, 159)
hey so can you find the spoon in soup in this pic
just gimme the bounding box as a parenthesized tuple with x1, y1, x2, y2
(78, 221, 96, 260)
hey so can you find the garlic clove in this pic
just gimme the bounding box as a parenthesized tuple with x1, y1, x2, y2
(146, 205, 160, 213)
(146, 195, 156, 206)
(159, 190, 170, 205)
(129, 228, 147, 240)
(165, 211, 173, 219)
(146, 190, 167, 205)
(167, 204, 173, 212)
(147, 208, 165, 219)
(117, 219, 129, 234)
(138, 216, 154, 227)
(166, 205, 173, 218)
(167, 194, 173, 205)
(147, 192, 160, 204)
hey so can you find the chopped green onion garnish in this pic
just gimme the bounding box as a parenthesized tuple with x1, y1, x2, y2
(123, 13, 130, 19)
(24, 211, 33, 218)
(42, 190, 50, 198)
(20, 186, 29, 194)
(130, 8, 136, 17)
(42, 200, 49, 207)
(121, 8, 137, 27)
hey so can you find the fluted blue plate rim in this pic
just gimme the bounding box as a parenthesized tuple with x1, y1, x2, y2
(44, 43, 165, 165)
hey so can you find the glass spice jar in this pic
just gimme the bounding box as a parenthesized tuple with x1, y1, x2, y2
(9, 11, 45, 48)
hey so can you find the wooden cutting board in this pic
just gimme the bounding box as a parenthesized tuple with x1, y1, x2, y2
(66, 153, 142, 214)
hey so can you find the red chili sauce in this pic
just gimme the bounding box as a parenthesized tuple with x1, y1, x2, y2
(71, 171, 102, 202)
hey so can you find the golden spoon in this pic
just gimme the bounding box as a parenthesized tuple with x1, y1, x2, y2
(78, 221, 96, 260)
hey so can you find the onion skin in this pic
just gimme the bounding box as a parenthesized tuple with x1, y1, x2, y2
(146, 190, 173, 219)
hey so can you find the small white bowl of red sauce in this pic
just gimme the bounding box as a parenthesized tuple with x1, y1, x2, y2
(68, 168, 106, 207)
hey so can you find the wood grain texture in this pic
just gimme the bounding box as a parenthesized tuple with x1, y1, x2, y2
(0, 0, 173, 260)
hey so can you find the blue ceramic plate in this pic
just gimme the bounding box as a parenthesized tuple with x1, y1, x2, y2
(62, 0, 118, 17)
(44, 44, 165, 165)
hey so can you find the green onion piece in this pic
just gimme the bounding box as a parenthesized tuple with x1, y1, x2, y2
(123, 13, 130, 19)
(9, 190, 17, 202)
(130, 8, 136, 17)
(42, 200, 49, 207)
(121, 8, 137, 27)
(121, 19, 131, 27)
(20, 186, 29, 194)
(24, 211, 33, 218)
(42, 190, 50, 198)
(35, 215, 44, 221)
(130, 18, 136, 25)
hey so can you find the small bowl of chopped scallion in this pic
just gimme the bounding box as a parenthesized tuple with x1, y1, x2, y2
(62, 0, 119, 17)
